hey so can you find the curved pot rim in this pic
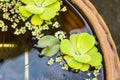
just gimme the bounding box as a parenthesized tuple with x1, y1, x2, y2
(72, 0, 120, 80)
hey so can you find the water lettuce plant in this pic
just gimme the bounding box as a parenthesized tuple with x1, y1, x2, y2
(19, 0, 61, 25)
(37, 35, 60, 57)
(60, 33, 102, 71)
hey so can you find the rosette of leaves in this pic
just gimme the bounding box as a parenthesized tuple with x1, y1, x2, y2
(37, 35, 60, 57)
(60, 33, 102, 71)
(19, 0, 61, 25)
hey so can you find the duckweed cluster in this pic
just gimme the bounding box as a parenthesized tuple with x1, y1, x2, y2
(61, 64, 69, 70)
(55, 31, 66, 40)
(55, 56, 62, 63)
(0, 0, 66, 39)
(47, 56, 69, 71)
(48, 58, 54, 65)
(0, 20, 8, 31)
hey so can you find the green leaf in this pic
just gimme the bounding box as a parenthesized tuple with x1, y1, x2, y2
(31, 15, 43, 25)
(74, 54, 91, 63)
(88, 52, 102, 67)
(42, 0, 57, 7)
(20, 0, 33, 4)
(39, 8, 56, 20)
(33, 0, 44, 5)
(47, 2, 60, 12)
(38, 0, 44, 4)
(87, 47, 102, 66)
(77, 33, 95, 54)
(37, 35, 59, 48)
(19, 6, 32, 18)
(64, 56, 83, 69)
(60, 39, 75, 56)
(40, 44, 59, 57)
(70, 34, 79, 54)
(87, 47, 98, 54)
(26, 4, 44, 14)
(4, 0, 10, 2)
(80, 64, 90, 71)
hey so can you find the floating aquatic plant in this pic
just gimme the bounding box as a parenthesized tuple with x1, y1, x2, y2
(37, 35, 60, 57)
(0, 20, 8, 31)
(47, 58, 54, 65)
(19, 0, 61, 25)
(55, 31, 66, 40)
(60, 33, 102, 71)
(0, 0, 65, 40)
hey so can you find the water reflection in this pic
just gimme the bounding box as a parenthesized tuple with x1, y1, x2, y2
(0, 44, 17, 48)
(28, 49, 103, 80)
(0, 53, 24, 80)
(0, 48, 104, 80)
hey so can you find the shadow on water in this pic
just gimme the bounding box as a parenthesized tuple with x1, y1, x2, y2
(0, 0, 104, 80)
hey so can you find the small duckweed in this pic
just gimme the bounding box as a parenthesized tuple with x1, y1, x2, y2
(0, 20, 5, 27)
(56, 56, 62, 63)
(14, 28, 21, 35)
(19, 27, 26, 34)
(55, 31, 66, 40)
(53, 21, 60, 28)
(14, 27, 26, 35)
(0, 20, 8, 31)
(36, 34, 44, 40)
(61, 6, 67, 12)
(93, 69, 100, 77)
(3, 12, 10, 19)
(87, 73, 91, 76)
(42, 24, 49, 30)
(61, 64, 69, 70)
(11, 22, 17, 28)
(14, 18, 19, 23)
(48, 58, 55, 66)
(92, 78, 97, 80)
(1, 25, 8, 31)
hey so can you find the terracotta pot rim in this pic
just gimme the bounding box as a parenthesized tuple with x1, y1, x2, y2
(71, 0, 120, 80)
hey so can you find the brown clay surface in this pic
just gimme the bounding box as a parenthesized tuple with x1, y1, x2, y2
(91, 0, 120, 57)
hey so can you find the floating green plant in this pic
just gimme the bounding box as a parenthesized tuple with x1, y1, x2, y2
(19, 0, 61, 25)
(37, 35, 60, 57)
(0, 0, 66, 40)
(60, 33, 102, 71)
(55, 31, 66, 40)
(47, 58, 54, 65)
(0, 20, 8, 31)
